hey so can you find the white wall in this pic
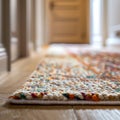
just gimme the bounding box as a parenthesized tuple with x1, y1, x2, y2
(107, 0, 120, 45)
(10, 0, 17, 34)
(108, 0, 120, 29)
(108, 0, 120, 37)
(35, 0, 44, 48)
(10, 0, 19, 61)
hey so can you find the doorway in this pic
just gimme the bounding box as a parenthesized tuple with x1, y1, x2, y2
(45, 0, 90, 44)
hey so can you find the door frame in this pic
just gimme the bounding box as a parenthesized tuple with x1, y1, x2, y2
(17, 0, 30, 58)
(45, 0, 90, 44)
(1, 0, 11, 71)
(0, 0, 30, 71)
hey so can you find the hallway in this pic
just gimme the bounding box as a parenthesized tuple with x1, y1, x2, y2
(0, 0, 120, 120)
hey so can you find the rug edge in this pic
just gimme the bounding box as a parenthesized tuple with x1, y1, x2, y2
(7, 99, 120, 105)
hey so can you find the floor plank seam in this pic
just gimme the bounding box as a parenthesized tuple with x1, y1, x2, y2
(73, 107, 79, 120)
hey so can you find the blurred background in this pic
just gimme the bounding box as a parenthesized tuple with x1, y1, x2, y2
(0, 0, 120, 73)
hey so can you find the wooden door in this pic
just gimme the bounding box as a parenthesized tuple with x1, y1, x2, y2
(46, 0, 90, 44)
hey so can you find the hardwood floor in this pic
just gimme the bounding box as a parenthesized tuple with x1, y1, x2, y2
(0, 51, 120, 120)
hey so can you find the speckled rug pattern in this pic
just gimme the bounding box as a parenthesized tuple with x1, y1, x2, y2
(8, 51, 120, 105)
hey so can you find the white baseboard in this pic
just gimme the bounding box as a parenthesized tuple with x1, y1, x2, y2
(11, 37, 19, 61)
(0, 46, 7, 73)
(106, 37, 120, 47)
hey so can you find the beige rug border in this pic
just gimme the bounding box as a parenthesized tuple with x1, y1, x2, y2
(8, 99, 120, 105)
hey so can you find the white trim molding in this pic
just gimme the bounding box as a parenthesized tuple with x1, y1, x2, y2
(107, 24, 120, 47)
(0, 46, 7, 73)
(101, 0, 108, 46)
(112, 24, 120, 37)
(112, 24, 120, 31)
(0, 0, 8, 72)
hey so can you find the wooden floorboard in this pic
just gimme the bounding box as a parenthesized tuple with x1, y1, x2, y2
(0, 52, 120, 120)
(74, 109, 120, 120)
(0, 105, 77, 120)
